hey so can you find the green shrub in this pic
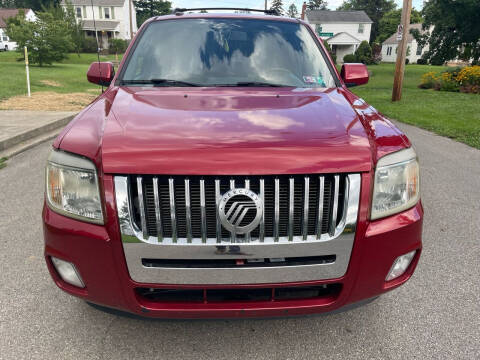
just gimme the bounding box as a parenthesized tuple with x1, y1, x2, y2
(343, 54, 357, 63)
(81, 37, 98, 53)
(417, 58, 428, 65)
(322, 39, 336, 64)
(108, 39, 128, 55)
(354, 41, 374, 65)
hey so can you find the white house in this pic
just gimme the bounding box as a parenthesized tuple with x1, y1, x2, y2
(61, 0, 137, 49)
(381, 24, 429, 63)
(303, 9, 372, 63)
(0, 8, 36, 51)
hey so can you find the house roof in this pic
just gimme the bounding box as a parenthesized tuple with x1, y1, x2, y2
(0, 8, 31, 28)
(60, 0, 125, 6)
(382, 23, 423, 44)
(326, 32, 361, 45)
(82, 20, 120, 30)
(306, 10, 372, 24)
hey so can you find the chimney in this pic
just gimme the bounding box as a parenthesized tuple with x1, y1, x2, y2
(301, 2, 307, 20)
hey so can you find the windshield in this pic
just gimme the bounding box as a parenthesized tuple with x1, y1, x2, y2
(120, 18, 337, 88)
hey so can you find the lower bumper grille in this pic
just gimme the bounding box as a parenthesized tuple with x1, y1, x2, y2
(136, 284, 342, 303)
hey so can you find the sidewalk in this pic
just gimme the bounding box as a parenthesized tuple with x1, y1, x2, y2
(0, 110, 76, 158)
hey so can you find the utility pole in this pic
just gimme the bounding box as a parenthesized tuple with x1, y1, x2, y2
(129, 0, 134, 40)
(265, 0, 268, 10)
(392, 0, 412, 101)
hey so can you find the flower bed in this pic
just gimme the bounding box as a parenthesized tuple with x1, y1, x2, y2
(419, 66, 480, 93)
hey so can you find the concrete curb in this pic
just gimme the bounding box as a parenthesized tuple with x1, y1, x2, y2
(0, 128, 62, 159)
(0, 114, 74, 151)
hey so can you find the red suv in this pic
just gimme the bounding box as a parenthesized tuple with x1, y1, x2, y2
(43, 11, 422, 318)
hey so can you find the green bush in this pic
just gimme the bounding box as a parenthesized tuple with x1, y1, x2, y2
(417, 58, 428, 65)
(108, 39, 128, 55)
(343, 54, 357, 63)
(322, 39, 336, 64)
(354, 41, 374, 65)
(81, 37, 99, 53)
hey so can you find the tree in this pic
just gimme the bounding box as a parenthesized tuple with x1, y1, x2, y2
(376, 8, 422, 44)
(412, 0, 480, 65)
(1, 0, 60, 11)
(42, 2, 84, 56)
(270, 0, 284, 15)
(6, 9, 72, 66)
(287, 3, 298, 18)
(337, 0, 396, 43)
(134, 0, 171, 26)
(307, 0, 327, 10)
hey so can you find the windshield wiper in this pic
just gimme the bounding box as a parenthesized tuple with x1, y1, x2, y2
(120, 79, 202, 87)
(231, 81, 289, 87)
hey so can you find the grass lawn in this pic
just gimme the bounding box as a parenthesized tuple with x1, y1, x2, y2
(350, 63, 480, 149)
(0, 52, 122, 101)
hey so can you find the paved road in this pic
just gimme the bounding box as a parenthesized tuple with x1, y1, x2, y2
(0, 122, 479, 360)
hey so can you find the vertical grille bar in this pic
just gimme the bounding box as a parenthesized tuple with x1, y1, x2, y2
(184, 178, 192, 243)
(136, 177, 148, 239)
(302, 176, 310, 240)
(316, 176, 325, 239)
(215, 179, 221, 243)
(168, 178, 177, 243)
(288, 178, 294, 241)
(274, 178, 280, 242)
(229, 179, 235, 242)
(244, 179, 251, 241)
(152, 177, 163, 243)
(329, 175, 340, 236)
(200, 179, 207, 243)
(259, 178, 265, 242)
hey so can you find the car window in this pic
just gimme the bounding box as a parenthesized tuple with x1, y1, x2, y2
(121, 18, 337, 88)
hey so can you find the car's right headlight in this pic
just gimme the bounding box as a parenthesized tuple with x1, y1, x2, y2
(371, 147, 420, 220)
(45, 149, 103, 224)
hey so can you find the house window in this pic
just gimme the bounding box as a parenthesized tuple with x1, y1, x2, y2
(316, 24, 322, 34)
(76, 7, 82, 18)
(3, 36, 8, 41)
(358, 23, 364, 34)
(387, 46, 392, 56)
(111, 7, 115, 19)
(416, 46, 423, 55)
(104, 7, 110, 19)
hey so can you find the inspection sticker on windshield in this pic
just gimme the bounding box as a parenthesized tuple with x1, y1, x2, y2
(303, 76, 325, 86)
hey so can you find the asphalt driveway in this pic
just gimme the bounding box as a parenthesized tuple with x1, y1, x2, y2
(0, 122, 478, 359)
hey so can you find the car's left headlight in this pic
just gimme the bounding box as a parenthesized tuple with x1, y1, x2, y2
(371, 147, 420, 220)
(45, 149, 103, 224)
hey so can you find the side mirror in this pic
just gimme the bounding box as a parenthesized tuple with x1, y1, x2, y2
(340, 63, 369, 87)
(87, 62, 114, 86)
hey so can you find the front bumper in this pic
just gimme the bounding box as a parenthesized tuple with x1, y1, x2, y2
(43, 174, 423, 319)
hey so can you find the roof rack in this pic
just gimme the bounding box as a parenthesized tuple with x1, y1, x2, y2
(171, 8, 280, 16)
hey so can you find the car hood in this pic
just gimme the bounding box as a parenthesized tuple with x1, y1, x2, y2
(59, 86, 390, 175)
(100, 86, 374, 175)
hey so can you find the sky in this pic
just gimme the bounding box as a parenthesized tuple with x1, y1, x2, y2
(171, 0, 425, 13)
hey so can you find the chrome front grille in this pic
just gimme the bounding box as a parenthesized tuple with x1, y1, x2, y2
(116, 174, 355, 245)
